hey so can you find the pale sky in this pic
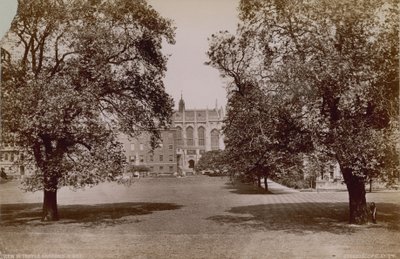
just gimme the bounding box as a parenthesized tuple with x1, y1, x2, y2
(148, 0, 239, 109)
(0, 0, 240, 109)
(0, 0, 17, 41)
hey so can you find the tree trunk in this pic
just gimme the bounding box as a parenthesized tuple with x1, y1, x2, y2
(257, 175, 261, 188)
(264, 176, 268, 192)
(342, 167, 369, 224)
(42, 189, 59, 221)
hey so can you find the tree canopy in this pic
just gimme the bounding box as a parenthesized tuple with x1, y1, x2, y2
(1, 0, 175, 220)
(207, 0, 399, 224)
(195, 150, 227, 174)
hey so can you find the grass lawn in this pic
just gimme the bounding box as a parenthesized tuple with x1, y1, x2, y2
(0, 176, 399, 259)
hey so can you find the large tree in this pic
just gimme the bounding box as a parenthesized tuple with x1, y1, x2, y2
(1, 0, 175, 221)
(208, 0, 399, 224)
(222, 83, 311, 191)
(207, 28, 312, 192)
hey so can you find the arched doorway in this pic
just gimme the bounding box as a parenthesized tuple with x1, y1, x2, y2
(188, 159, 195, 169)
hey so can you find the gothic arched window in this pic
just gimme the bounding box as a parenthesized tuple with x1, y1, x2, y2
(176, 126, 183, 146)
(186, 126, 194, 146)
(198, 127, 205, 146)
(211, 129, 219, 150)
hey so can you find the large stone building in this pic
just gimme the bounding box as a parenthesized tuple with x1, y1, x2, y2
(172, 96, 225, 173)
(119, 130, 178, 177)
(120, 96, 225, 176)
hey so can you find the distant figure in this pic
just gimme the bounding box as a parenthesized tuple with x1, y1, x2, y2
(0, 168, 7, 180)
(370, 202, 377, 224)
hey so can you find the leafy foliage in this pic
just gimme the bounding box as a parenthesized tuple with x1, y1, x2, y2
(195, 150, 227, 173)
(207, 27, 313, 187)
(1, 0, 175, 192)
(207, 0, 399, 223)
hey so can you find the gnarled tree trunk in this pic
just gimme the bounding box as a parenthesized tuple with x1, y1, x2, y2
(342, 167, 369, 224)
(42, 172, 60, 221)
(42, 189, 59, 221)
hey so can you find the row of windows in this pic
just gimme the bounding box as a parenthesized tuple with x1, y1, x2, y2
(149, 165, 175, 172)
(186, 149, 206, 155)
(130, 143, 174, 151)
(1, 142, 16, 148)
(129, 154, 174, 163)
(0, 166, 25, 175)
(176, 127, 219, 147)
(0, 152, 20, 162)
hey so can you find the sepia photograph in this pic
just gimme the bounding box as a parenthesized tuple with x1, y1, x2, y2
(0, 0, 399, 258)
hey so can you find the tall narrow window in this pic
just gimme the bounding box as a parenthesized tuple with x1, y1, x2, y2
(198, 127, 205, 146)
(211, 129, 219, 150)
(176, 127, 183, 146)
(186, 126, 194, 146)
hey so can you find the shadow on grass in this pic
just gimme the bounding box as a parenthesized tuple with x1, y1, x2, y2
(208, 202, 400, 234)
(224, 182, 273, 195)
(1, 202, 182, 227)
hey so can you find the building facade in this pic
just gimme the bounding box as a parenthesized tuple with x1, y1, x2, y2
(302, 156, 344, 190)
(1, 41, 23, 179)
(119, 130, 178, 177)
(120, 96, 225, 176)
(0, 142, 25, 179)
(172, 96, 225, 173)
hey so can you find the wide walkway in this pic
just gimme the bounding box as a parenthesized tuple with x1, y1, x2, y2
(265, 179, 300, 194)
